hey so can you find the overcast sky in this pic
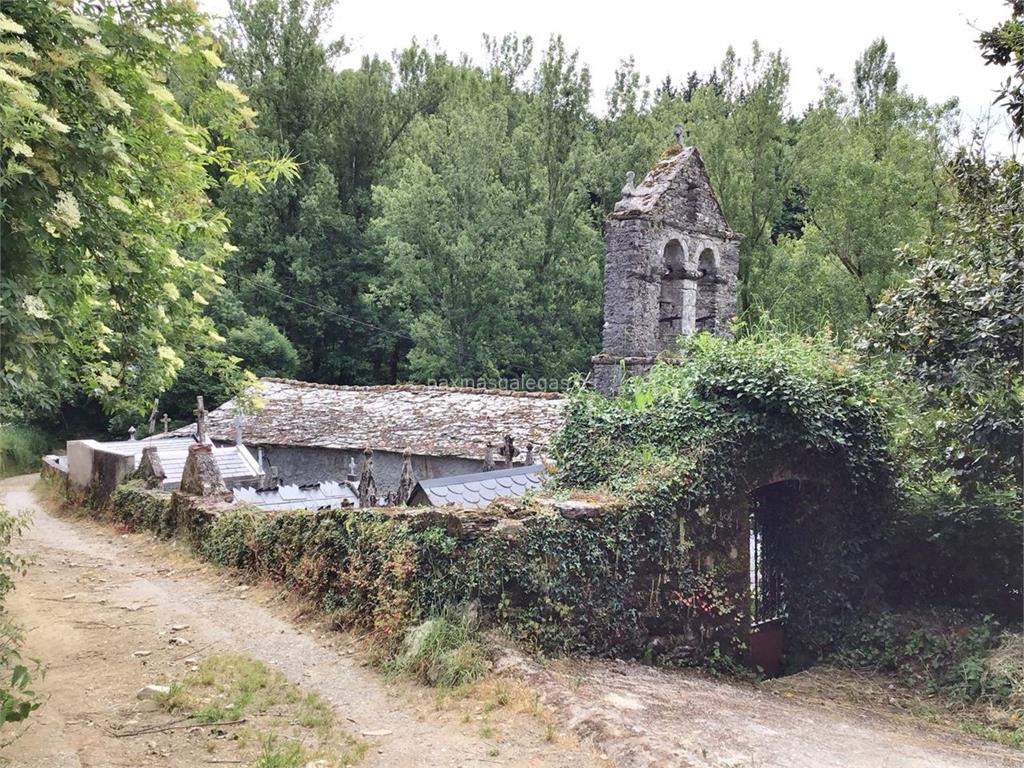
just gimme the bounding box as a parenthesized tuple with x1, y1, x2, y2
(201, 0, 1016, 151)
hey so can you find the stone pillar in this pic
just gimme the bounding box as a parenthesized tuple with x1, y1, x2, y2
(180, 443, 228, 498)
(138, 446, 167, 490)
(600, 219, 661, 360)
(592, 218, 662, 396)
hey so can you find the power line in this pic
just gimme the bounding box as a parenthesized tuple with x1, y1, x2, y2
(230, 271, 416, 344)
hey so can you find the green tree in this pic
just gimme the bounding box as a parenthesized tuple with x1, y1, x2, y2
(0, 0, 295, 419)
(979, 0, 1024, 136)
(372, 36, 601, 383)
(868, 151, 1023, 614)
(219, 1, 453, 384)
(372, 93, 529, 379)
(753, 40, 954, 335)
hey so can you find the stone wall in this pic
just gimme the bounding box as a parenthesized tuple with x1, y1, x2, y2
(256, 444, 486, 491)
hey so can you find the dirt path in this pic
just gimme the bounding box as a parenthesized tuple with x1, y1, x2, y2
(0, 475, 592, 768)
(1, 474, 1020, 768)
(503, 655, 1022, 768)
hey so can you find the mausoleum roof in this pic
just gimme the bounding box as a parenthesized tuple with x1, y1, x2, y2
(232, 480, 358, 512)
(198, 378, 567, 462)
(409, 464, 544, 509)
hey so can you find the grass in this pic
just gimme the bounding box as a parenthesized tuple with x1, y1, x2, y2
(957, 718, 1024, 748)
(159, 653, 366, 765)
(389, 612, 488, 691)
(252, 736, 308, 768)
(0, 425, 50, 479)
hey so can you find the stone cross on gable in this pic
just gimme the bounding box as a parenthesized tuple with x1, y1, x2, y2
(194, 395, 208, 443)
(161, 413, 170, 434)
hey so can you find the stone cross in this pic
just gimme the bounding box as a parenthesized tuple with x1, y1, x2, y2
(357, 448, 377, 508)
(194, 395, 208, 443)
(674, 123, 684, 145)
(499, 434, 517, 468)
(396, 448, 417, 506)
(161, 413, 170, 434)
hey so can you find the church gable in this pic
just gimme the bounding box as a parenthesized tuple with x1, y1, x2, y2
(612, 143, 735, 239)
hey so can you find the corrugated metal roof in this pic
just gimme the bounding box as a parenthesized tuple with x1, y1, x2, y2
(184, 378, 566, 462)
(232, 481, 358, 512)
(152, 444, 261, 489)
(98, 436, 199, 456)
(411, 464, 544, 509)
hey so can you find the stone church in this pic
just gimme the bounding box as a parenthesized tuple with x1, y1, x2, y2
(592, 133, 742, 395)
(127, 132, 740, 497)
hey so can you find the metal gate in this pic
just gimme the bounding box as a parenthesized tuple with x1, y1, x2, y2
(750, 505, 786, 627)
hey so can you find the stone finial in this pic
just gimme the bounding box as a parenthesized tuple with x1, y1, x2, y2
(674, 123, 684, 145)
(193, 395, 208, 443)
(137, 446, 166, 489)
(621, 171, 636, 197)
(396, 448, 417, 506)
(256, 447, 268, 488)
(232, 411, 245, 446)
(499, 434, 517, 468)
(357, 448, 377, 508)
(179, 443, 229, 498)
(524, 442, 534, 465)
(161, 413, 170, 434)
(483, 442, 495, 472)
(128, 426, 137, 441)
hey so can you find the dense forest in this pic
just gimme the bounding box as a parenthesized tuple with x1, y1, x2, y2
(4, 0, 1005, 428)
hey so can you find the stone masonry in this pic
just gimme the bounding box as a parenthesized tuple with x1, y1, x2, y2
(592, 141, 742, 396)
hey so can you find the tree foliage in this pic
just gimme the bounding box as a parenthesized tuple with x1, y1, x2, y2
(865, 151, 1023, 614)
(0, 0, 295, 421)
(3, 0, 984, 438)
(979, 0, 1024, 136)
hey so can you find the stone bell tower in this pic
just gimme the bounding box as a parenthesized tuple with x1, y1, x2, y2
(591, 130, 742, 396)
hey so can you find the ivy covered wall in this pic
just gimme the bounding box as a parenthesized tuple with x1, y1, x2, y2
(103, 333, 898, 669)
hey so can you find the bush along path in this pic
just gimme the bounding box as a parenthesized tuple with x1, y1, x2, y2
(5, 473, 1023, 768)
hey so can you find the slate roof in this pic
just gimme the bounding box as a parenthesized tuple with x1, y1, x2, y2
(409, 464, 544, 509)
(195, 378, 567, 462)
(232, 481, 358, 512)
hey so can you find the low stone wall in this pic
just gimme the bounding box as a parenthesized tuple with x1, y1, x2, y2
(104, 480, 730, 662)
(40, 455, 68, 489)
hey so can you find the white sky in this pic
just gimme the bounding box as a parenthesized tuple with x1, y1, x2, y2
(201, 0, 1016, 152)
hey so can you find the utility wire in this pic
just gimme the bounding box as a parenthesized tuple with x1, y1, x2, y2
(230, 271, 416, 343)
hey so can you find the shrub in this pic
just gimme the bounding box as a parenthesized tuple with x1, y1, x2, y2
(834, 611, 1020, 709)
(0, 426, 50, 479)
(391, 611, 488, 690)
(0, 504, 41, 726)
(202, 507, 260, 569)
